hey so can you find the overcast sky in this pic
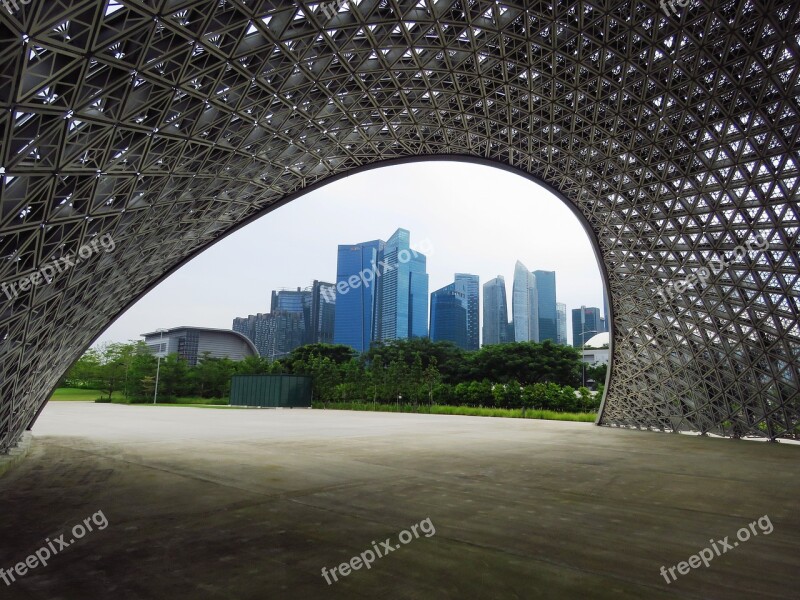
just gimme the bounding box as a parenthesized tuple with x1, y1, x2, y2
(95, 161, 606, 348)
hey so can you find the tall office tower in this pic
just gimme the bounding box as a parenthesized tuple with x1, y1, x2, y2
(482, 276, 512, 345)
(512, 260, 539, 342)
(333, 239, 385, 353)
(572, 305, 603, 348)
(556, 302, 568, 345)
(430, 283, 468, 349)
(271, 286, 313, 348)
(232, 311, 303, 359)
(376, 228, 429, 341)
(534, 270, 557, 343)
(263, 311, 305, 359)
(233, 314, 270, 356)
(271, 287, 308, 314)
(454, 273, 480, 350)
(310, 280, 336, 344)
(602, 287, 610, 332)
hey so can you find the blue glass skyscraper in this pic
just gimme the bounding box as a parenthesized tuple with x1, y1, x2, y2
(533, 270, 557, 343)
(430, 282, 468, 349)
(376, 228, 428, 341)
(454, 273, 480, 351)
(512, 260, 538, 342)
(333, 239, 384, 352)
(572, 306, 603, 348)
(483, 275, 512, 346)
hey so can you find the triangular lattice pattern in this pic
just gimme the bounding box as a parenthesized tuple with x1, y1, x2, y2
(0, 0, 798, 450)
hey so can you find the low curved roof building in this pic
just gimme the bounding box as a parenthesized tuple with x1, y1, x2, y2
(142, 327, 258, 367)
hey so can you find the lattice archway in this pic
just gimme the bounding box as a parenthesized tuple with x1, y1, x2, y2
(0, 0, 798, 451)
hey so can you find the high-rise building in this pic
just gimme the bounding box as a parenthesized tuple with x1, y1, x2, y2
(430, 283, 468, 349)
(556, 302, 568, 345)
(534, 270, 557, 343)
(271, 287, 308, 315)
(454, 273, 480, 351)
(234, 281, 336, 359)
(376, 228, 429, 342)
(233, 313, 271, 357)
(572, 306, 603, 348)
(602, 288, 610, 333)
(311, 280, 336, 344)
(333, 239, 384, 352)
(483, 276, 512, 346)
(512, 260, 538, 342)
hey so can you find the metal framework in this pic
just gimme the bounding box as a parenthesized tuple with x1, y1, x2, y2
(0, 0, 798, 451)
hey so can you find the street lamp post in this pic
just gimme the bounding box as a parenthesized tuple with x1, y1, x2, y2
(153, 328, 167, 404)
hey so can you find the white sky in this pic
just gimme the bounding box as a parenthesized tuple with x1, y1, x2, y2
(95, 161, 606, 348)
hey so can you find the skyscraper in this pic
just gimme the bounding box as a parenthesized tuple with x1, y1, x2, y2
(483, 276, 511, 346)
(556, 302, 568, 345)
(376, 228, 429, 341)
(534, 270, 557, 343)
(333, 239, 384, 352)
(232, 311, 304, 359)
(572, 306, 603, 348)
(454, 273, 480, 350)
(512, 260, 538, 342)
(430, 283, 468, 349)
(311, 280, 336, 344)
(234, 280, 335, 358)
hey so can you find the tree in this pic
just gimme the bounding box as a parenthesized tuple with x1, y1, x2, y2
(464, 341, 581, 386)
(237, 355, 272, 375)
(95, 342, 137, 400)
(64, 348, 103, 388)
(288, 343, 356, 366)
(157, 354, 190, 400)
(363, 338, 466, 384)
(422, 358, 441, 405)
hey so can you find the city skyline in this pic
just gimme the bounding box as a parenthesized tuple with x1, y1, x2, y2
(235, 257, 607, 354)
(93, 162, 607, 350)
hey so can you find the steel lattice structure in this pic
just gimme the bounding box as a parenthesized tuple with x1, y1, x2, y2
(0, 0, 798, 451)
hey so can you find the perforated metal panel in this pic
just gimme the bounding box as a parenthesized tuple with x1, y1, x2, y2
(0, 0, 798, 451)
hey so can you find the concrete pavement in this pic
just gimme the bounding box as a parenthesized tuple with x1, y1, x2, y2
(0, 402, 797, 599)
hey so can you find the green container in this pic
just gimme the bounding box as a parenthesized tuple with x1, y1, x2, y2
(229, 375, 313, 408)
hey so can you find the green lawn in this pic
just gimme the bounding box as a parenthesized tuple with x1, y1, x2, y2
(50, 388, 123, 401)
(315, 402, 597, 422)
(50, 388, 227, 405)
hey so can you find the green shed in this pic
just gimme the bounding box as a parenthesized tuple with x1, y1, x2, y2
(229, 374, 313, 408)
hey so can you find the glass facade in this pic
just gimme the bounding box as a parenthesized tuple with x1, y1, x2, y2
(512, 260, 538, 342)
(333, 239, 384, 353)
(556, 302, 568, 345)
(311, 280, 336, 345)
(572, 306, 603, 348)
(454, 273, 480, 351)
(377, 228, 429, 342)
(482, 276, 511, 346)
(430, 282, 468, 349)
(534, 270, 557, 343)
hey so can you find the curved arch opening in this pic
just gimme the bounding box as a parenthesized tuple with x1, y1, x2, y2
(65, 157, 613, 423)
